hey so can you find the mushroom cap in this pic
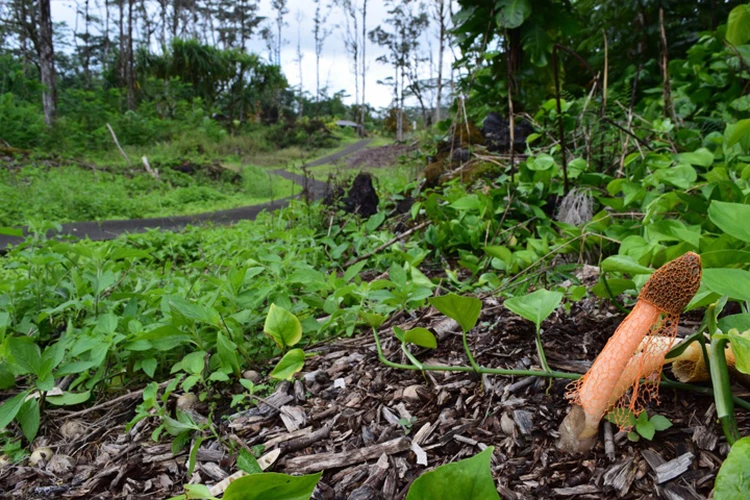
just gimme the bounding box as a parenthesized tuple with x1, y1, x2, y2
(639, 251, 702, 315)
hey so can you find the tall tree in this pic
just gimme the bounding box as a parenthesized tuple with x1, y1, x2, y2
(431, 0, 448, 123)
(337, 0, 359, 124)
(271, 0, 288, 66)
(38, 0, 57, 125)
(126, 0, 135, 110)
(312, 0, 332, 113)
(369, 0, 429, 140)
(214, 0, 262, 50)
(294, 9, 304, 117)
(360, 0, 367, 132)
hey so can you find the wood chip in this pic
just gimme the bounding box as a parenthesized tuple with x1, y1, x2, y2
(603, 458, 636, 496)
(553, 484, 599, 496)
(641, 449, 666, 470)
(294, 380, 306, 403)
(692, 426, 718, 451)
(603, 421, 616, 462)
(654, 452, 694, 484)
(280, 425, 331, 454)
(660, 482, 703, 500)
(454, 434, 478, 446)
(410, 441, 428, 466)
(262, 426, 313, 449)
(283, 437, 411, 474)
(412, 422, 434, 446)
(257, 448, 281, 470)
(512, 409, 533, 435)
(279, 405, 307, 432)
(394, 403, 412, 421)
(198, 462, 226, 481)
(381, 406, 401, 426)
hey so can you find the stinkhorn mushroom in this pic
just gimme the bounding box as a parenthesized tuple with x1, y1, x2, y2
(558, 251, 702, 453)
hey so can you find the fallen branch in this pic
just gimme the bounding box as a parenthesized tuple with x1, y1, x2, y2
(106, 123, 130, 164)
(344, 221, 430, 267)
(141, 156, 161, 181)
(279, 425, 331, 454)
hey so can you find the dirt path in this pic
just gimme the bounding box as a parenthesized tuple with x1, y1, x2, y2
(0, 139, 373, 251)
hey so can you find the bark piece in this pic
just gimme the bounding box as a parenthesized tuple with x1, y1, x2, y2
(603, 458, 636, 496)
(283, 437, 411, 474)
(654, 453, 694, 484)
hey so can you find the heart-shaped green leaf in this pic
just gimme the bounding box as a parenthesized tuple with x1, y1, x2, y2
(224, 471, 322, 500)
(429, 294, 482, 333)
(264, 304, 302, 348)
(504, 289, 563, 331)
(270, 348, 305, 381)
(403, 328, 437, 349)
(406, 446, 499, 500)
(714, 436, 750, 500)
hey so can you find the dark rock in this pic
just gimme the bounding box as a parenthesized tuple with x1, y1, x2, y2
(324, 172, 379, 218)
(482, 112, 534, 153)
(451, 148, 471, 163)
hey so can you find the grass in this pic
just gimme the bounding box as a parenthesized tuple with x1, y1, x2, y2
(0, 130, 403, 227)
(0, 163, 299, 226)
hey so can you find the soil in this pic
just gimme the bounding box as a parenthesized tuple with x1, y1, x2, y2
(1, 293, 747, 499)
(346, 144, 418, 170)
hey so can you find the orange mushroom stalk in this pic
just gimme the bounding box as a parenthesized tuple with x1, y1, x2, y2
(558, 252, 702, 453)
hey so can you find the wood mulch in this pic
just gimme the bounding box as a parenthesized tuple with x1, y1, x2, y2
(1, 293, 748, 499)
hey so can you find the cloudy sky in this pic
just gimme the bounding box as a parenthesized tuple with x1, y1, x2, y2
(51, 0, 456, 109)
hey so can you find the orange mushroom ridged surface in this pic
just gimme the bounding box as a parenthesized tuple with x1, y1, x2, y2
(558, 252, 702, 453)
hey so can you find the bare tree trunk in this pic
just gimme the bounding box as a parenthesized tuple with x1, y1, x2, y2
(158, 0, 167, 46)
(119, 0, 125, 96)
(399, 63, 405, 141)
(296, 9, 304, 117)
(104, 0, 112, 61)
(126, 0, 135, 110)
(83, 0, 92, 89)
(140, 0, 153, 49)
(172, 0, 180, 39)
(314, 0, 323, 113)
(434, 0, 445, 124)
(19, 0, 31, 73)
(39, 0, 57, 125)
(394, 64, 402, 141)
(338, 0, 359, 122)
(360, 0, 367, 134)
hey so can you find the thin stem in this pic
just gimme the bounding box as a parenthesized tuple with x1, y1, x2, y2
(660, 377, 750, 412)
(372, 331, 750, 411)
(461, 328, 481, 373)
(535, 326, 551, 372)
(709, 335, 741, 445)
(373, 327, 578, 379)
